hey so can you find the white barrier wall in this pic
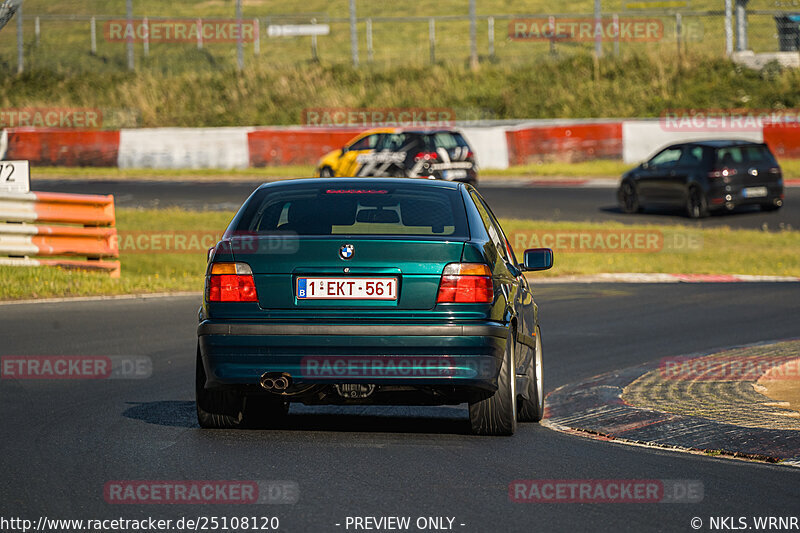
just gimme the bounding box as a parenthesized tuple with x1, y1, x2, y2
(458, 127, 510, 170)
(118, 127, 253, 169)
(622, 121, 764, 164)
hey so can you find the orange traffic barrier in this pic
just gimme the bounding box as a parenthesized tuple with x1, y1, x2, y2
(0, 191, 120, 277)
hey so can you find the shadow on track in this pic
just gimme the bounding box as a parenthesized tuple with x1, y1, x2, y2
(122, 401, 470, 435)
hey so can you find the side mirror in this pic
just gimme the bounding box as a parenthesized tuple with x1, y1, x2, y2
(641, 161, 649, 170)
(340, 145, 349, 155)
(522, 248, 553, 271)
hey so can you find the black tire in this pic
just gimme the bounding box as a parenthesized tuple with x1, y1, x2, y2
(760, 203, 781, 212)
(319, 166, 334, 178)
(619, 181, 640, 214)
(517, 326, 544, 423)
(196, 348, 245, 429)
(469, 329, 517, 436)
(686, 186, 709, 219)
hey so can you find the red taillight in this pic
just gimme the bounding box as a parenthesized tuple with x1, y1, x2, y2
(436, 263, 493, 304)
(708, 168, 737, 178)
(207, 262, 258, 302)
(414, 151, 439, 161)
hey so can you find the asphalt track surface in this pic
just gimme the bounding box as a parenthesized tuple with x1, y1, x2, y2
(2, 284, 799, 531)
(34, 178, 800, 230)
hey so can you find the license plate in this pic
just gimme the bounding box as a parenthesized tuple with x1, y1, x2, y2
(297, 277, 398, 300)
(443, 169, 468, 179)
(743, 186, 767, 198)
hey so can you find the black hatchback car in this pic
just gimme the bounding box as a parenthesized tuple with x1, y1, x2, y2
(618, 140, 784, 218)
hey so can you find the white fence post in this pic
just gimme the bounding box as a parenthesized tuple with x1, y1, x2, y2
(90, 16, 97, 55)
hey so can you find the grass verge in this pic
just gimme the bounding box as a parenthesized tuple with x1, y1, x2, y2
(1, 209, 799, 301)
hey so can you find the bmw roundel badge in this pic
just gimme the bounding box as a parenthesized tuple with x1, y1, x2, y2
(339, 244, 354, 260)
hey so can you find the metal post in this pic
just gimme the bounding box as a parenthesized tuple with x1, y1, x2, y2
(613, 14, 619, 56)
(429, 18, 435, 64)
(594, 0, 603, 58)
(34, 16, 39, 46)
(469, 0, 478, 69)
(735, 0, 748, 51)
(724, 0, 733, 56)
(143, 17, 149, 57)
(90, 16, 97, 55)
(676, 12, 682, 60)
(197, 18, 203, 49)
(126, 0, 134, 70)
(549, 15, 556, 56)
(365, 18, 372, 63)
(349, 0, 358, 67)
(488, 16, 495, 59)
(236, 0, 243, 71)
(16, 3, 23, 74)
(253, 18, 260, 55)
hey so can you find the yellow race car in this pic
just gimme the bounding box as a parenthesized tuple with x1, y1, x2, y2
(316, 127, 477, 185)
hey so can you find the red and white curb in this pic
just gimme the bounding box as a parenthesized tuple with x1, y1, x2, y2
(535, 273, 800, 284)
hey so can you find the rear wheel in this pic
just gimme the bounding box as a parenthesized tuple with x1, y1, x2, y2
(196, 348, 245, 429)
(761, 203, 782, 212)
(469, 330, 517, 436)
(319, 166, 334, 177)
(517, 327, 544, 422)
(686, 186, 709, 219)
(619, 181, 640, 214)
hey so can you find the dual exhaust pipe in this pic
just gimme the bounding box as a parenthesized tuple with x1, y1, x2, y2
(260, 372, 292, 391)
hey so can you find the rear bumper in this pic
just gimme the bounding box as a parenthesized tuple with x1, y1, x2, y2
(197, 321, 507, 392)
(708, 183, 784, 208)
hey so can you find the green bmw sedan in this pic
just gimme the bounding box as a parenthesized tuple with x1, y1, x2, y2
(197, 178, 553, 435)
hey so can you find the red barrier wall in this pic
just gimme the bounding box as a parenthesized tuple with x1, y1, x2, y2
(247, 128, 363, 166)
(505, 123, 623, 165)
(763, 125, 800, 159)
(5, 129, 120, 167)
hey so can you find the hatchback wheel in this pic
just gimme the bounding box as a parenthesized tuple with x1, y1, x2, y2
(469, 329, 517, 436)
(517, 327, 544, 422)
(196, 348, 245, 429)
(686, 186, 708, 219)
(319, 166, 334, 178)
(619, 181, 640, 214)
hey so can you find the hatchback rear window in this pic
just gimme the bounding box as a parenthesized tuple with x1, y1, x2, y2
(715, 145, 777, 167)
(236, 184, 469, 238)
(423, 132, 470, 150)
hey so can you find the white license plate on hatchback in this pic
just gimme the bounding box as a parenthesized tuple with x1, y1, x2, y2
(443, 169, 468, 179)
(743, 186, 768, 198)
(297, 277, 398, 300)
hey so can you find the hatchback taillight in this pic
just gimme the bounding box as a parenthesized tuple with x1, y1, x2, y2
(207, 262, 258, 302)
(415, 151, 439, 161)
(436, 263, 493, 303)
(708, 168, 737, 178)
